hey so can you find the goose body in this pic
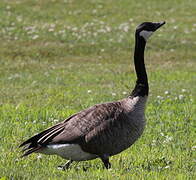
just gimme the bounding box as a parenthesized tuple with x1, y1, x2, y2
(19, 21, 165, 169)
(35, 96, 147, 161)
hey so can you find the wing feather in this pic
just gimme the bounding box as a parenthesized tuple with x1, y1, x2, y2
(19, 101, 124, 156)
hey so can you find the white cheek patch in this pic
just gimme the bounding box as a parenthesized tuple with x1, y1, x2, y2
(139, 30, 153, 41)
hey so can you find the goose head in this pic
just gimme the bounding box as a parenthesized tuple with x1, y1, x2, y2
(136, 21, 165, 41)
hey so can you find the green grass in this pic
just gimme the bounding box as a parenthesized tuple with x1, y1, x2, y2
(0, 0, 196, 179)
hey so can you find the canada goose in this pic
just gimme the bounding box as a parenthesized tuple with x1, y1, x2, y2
(19, 21, 165, 170)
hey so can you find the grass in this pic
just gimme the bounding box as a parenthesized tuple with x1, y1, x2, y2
(0, 0, 195, 179)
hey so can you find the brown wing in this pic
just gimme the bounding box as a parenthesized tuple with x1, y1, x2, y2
(82, 110, 131, 156)
(19, 101, 124, 156)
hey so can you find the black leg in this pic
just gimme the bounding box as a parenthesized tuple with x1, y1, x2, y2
(58, 160, 73, 170)
(100, 155, 111, 169)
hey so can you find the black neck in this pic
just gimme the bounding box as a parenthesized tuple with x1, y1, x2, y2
(131, 35, 149, 97)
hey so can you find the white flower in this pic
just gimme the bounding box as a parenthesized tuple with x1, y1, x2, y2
(170, 19, 176, 23)
(164, 91, 169, 95)
(50, 24, 56, 28)
(119, 23, 129, 32)
(92, 9, 97, 14)
(173, 26, 178, 30)
(112, 93, 116, 96)
(53, 119, 59, 123)
(160, 132, 164, 136)
(181, 40, 187, 44)
(93, 32, 98, 37)
(87, 90, 92, 93)
(6, 5, 11, 10)
(72, 27, 78, 32)
(122, 91, 127, 95)
(151, 140, 156, 146)
(37, 155, 42, 159)
(178, 94, 184, 100)
(164, 135, 173, 143)
(157, 95, 163, 100)
(106, 26, 111, 32)
(184, 29, 190, 34)
(191, 146, 196, 150)
(181, 89, 186, 93)
(32, 35, 39, 40)
(48, 28, 54, 32)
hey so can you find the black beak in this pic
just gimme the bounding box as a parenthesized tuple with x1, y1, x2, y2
(154, 21, 166, 31)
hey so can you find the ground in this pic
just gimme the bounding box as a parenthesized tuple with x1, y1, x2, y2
(0, 0, 195, 179)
